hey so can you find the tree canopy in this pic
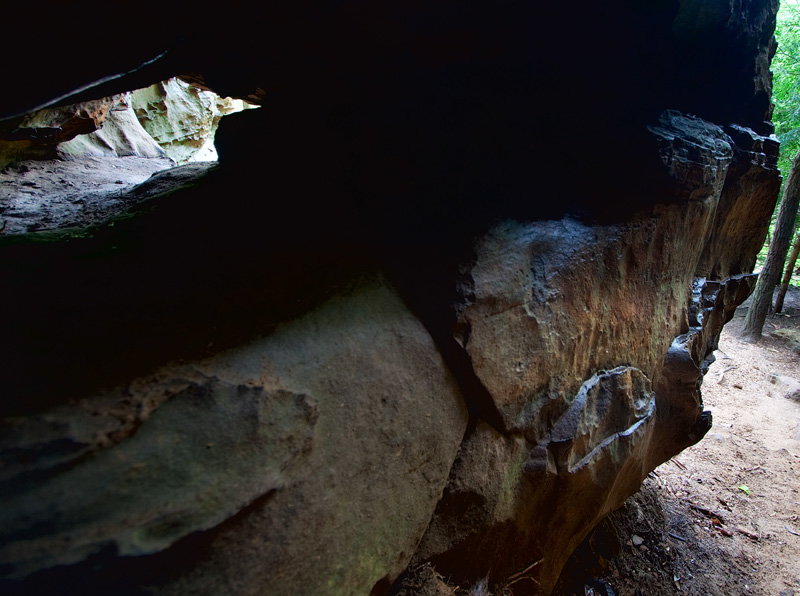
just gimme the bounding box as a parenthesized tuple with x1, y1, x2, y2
(741, 1, 800, 340)
(772, 0, 800, 178)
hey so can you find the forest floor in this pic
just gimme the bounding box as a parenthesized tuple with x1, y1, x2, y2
(558, 289, 800, 596)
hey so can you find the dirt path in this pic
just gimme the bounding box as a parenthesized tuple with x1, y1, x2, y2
(559, 292, 800, 596)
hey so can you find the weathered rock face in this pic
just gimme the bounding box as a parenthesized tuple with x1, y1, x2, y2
(130, 78, 251, 163)
(0, 1, 783, 595)
(0, 96, 124, 167)
(0, 278, 467, 595)
(0, 79, 248, 168)
(697, 124, 782, 279)
(0, 93, 165, 167)
(403, 113, 761, 593)
(0, 157, 190, 235)
(57, 94, 166, 159)
(457, 112, 733, 434)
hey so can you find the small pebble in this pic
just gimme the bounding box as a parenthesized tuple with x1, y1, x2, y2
(632, 534, 644, 546)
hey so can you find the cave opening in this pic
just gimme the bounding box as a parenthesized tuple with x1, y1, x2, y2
(0, 77, 256, 235)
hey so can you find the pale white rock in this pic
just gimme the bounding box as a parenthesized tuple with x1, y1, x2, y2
(58, 94, 165, 159)
(131, 78, 252, 164)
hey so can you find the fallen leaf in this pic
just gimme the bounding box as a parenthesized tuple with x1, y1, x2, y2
(738, 484, 750, 495)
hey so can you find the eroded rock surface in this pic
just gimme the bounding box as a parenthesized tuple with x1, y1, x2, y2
(0, 279, 468, 595)
(0, 1, 783, 595)
(0, 156, 180, 234)
(132, 78, 252, 163)
(57, 94, 165, 160)
(401, 112, 767, 593)
(0, 96, 125, 167)
(1, 380, 318, 575)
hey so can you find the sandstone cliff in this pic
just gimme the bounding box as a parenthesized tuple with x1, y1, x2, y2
(0, 1, 782, 595)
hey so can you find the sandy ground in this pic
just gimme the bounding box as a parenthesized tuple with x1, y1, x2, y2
(558, 292, 800, 596)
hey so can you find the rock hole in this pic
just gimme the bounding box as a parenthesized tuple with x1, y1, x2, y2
(0, 77, 257, 235)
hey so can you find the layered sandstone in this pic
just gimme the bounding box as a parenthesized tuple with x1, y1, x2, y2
(0, 1, 782, 595)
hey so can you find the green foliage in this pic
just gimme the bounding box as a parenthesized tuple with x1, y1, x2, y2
(773, 0, 800, 179)
(754, 1, 800, 277)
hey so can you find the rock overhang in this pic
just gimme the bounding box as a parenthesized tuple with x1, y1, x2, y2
(0, 2, 784, 595)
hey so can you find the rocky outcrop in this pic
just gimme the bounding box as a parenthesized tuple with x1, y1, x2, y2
(0, 1, 783, 595)
(0, 93, 165, 167)
(131, 78, 251, 163)
(399, 112, 761, 593)
(57, 94, 165, 159)
(697, 124, 781, 279)
(0, 96, 124, 167)
(0, 79, 248, 168)
(0, 279, 467, 595)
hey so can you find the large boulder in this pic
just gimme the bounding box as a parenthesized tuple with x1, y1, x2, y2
(0, 279, 468, 595)
(403, 112, 759, 593)
(0, 1, 782, 594)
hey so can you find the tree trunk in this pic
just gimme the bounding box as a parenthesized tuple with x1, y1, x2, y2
(775, 231, 800, 313)
(740, 149, 800, 340)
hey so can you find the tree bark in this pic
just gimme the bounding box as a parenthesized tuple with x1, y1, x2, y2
(775, 231, 800, 313)
(740, 149, 800, 340)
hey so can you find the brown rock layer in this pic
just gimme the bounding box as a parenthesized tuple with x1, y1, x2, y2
(0, 96, 124, 166)
(403, 112, 765, 594)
